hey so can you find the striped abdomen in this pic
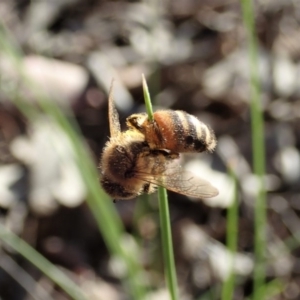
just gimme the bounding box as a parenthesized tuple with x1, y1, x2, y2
(147, 110, 216, 153)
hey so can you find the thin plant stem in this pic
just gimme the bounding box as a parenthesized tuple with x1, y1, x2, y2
(240, 1, 267, 299)
(158, 187, 179, 300)
(142, 74, 154, 121)
(142, 76, 179, 300)
(221, 167, 238, 300)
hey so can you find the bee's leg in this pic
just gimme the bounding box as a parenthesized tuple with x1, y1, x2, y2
(146, 148, 180, 160)
(143, 183, 157, 195)
(143, 183, 150, 193)
(158, 149, 180, 160)
(167, 152, 180, 160)
(140, 148, 151, 157)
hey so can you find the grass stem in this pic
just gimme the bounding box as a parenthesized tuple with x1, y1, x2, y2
(221, 167, 238, 300)
(240, 1, 267, 299)
(142, 76, 178, 300)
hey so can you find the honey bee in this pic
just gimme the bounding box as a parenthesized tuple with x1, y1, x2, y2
(100, 81, 218, 200)
(126, 110, 217, 154)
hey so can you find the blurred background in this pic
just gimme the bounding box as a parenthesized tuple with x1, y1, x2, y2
(0, 0, 300, 299)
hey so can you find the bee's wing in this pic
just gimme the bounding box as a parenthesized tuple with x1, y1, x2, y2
(163, 171, 218, 198)
(143, 165, 219, 199)
(108, 80, 121, 137)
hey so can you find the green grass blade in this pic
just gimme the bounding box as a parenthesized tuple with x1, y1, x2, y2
(247, 278, 284, 300)
(158, 187, 179, 300)
(142, 76, 179, 300)
(142, 74, 154, 121)
(261, 279, 284, 300)
(221, 168, 238, 300)
(0, 224, 87, 300)
(0, 252, 54, 300)
(240, 1, 267, 299)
